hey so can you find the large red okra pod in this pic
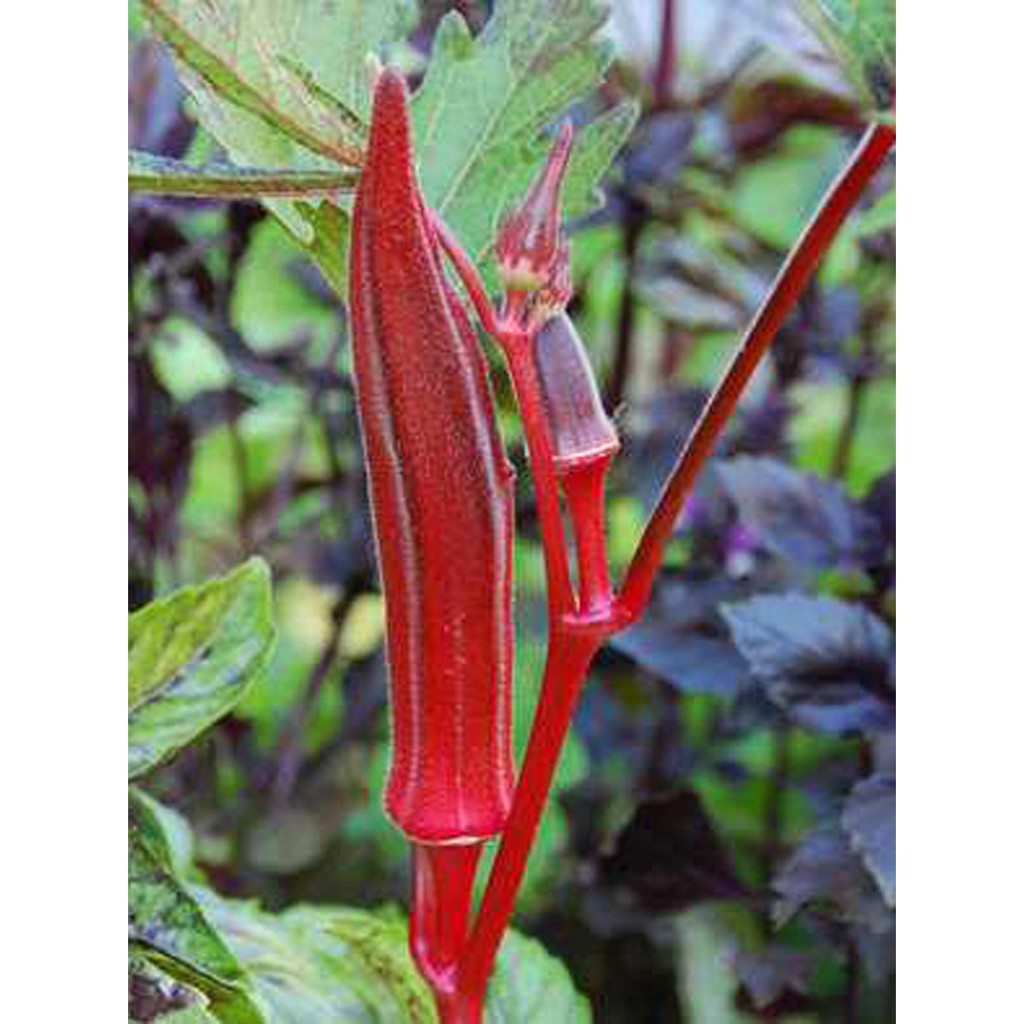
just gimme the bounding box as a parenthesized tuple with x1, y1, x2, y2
(349, 70, 516, 844)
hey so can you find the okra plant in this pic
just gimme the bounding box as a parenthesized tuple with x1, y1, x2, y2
(341, 67, 892, 1023)
(130, 2, 894, 1021)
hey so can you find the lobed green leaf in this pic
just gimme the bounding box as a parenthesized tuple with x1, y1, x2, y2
(141, 0, 413, 287)
(412, 0, 638, 281)
(142, 0, 635, 298)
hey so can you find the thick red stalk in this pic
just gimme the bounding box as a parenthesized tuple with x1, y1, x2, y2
(410, 843, 483, 988)
(454, 327, 620, 998)
(620, 120, 896, 618)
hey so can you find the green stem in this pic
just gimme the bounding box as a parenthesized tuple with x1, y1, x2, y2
(129, 151, 358, 198)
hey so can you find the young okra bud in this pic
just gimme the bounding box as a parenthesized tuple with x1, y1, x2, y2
(496, 122, 574, 293)
(349, 70, 516, 844)
(535, 312, 620, 475)
(535, 313, 620, 612)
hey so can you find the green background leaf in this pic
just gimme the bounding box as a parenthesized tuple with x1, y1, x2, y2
(129, 558, 276, 779)
(199, 896, 435, 1024)
(411, 0, 638, 281)
(199, 892, 592, 1024)
(129, 826, 265, 1024)
(130, 950, 223, 1024)
(130, 787, 197, 879)
(486, 929, 592, 1023)
(796, 0, 895, 109)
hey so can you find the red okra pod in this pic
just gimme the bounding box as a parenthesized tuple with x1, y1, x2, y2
(535, 312, 620, 475)
(349, 70, 516, 844)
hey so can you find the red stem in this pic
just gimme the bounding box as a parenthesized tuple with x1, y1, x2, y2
(433, 988, 486, 1024)
(429, 212, 504, 338)
(619, 120, 895, 618)
(457, 629, 602, 996)
(498, 329, 578, 616)
(410, 842, 485, 1022)
(431, 211, 576, 615)
(651, 0, 679, 110)
(561, 456, 615, 613)
(410, 843, 483, 980)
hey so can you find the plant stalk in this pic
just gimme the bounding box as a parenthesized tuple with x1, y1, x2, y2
(410, 842, 484, 1009)
(457, 628, 601, 998)
(498, 328, 578, 616)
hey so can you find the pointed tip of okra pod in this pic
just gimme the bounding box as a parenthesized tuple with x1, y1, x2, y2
(371, 65, 409, 106)
(535, 313, 620, 474)
(366, 67, 413, 149)
(495, 120, 576, 295)
(358, 66, 423, 228)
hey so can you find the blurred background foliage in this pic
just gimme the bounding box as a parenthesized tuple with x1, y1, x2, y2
(129, 1, 894, 1021)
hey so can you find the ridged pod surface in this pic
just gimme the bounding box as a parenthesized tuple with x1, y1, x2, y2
(349, 70, 516, 844)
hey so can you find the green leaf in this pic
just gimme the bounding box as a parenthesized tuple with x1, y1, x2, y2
(412, 1, 638, 280)
(143, 0, 635, 298)
(142, 0, 366, 166)
(854, 182, 895, 238)
(198, 896, 435, 1024)
(673, 904, 758, 1024)
(795, 0, 895, 110)
(129, 827, 265, 1024)
(141, 0, 414, 292)
(129, 150, 358, 198)
(486, 929, 592, 1023)
(130, 950, 221, 1024)
(129, 558, 276, 779)
(130, 787, 196, 879)
(198, 893, 590, 1024)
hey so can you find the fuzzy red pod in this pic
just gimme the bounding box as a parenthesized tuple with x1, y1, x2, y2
(349, 69, 516, 844)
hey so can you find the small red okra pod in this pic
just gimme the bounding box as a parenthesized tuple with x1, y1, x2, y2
(535, 312, 620, 613)
(349, 69, 516, 845)
(535, 312, 620, 475)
